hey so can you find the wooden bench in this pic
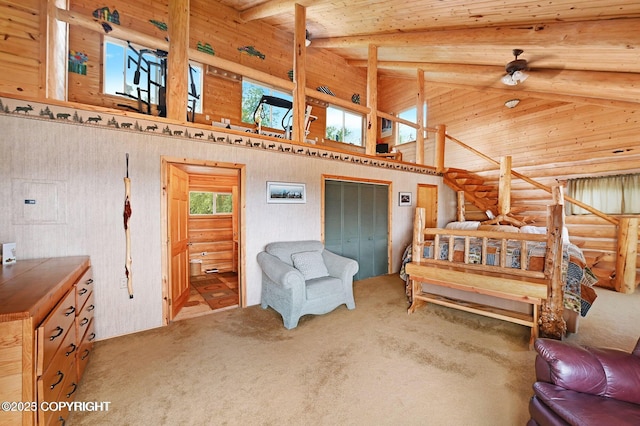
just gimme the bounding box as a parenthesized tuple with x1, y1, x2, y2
(406, 261, 548, 347)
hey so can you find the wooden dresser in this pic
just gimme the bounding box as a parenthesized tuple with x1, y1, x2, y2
(0, 256, 95, 426)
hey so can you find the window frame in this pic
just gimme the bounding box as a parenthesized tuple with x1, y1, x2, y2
(102, 36, 203, 113)
(241, 79, 293, 130)
(325, 105, 364, 146)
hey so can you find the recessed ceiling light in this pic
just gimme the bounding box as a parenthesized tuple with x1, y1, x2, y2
(504, 99, 520, 108)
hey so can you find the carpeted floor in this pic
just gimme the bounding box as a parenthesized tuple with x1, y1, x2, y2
(68, 274, 640, 426)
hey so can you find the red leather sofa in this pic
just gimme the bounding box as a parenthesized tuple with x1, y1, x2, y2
(528, 337, 640, 425)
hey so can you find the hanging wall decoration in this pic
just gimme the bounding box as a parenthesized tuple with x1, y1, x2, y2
(149, 20, 168, 31)
(197, 41, 215, 55)
(68, 50, 89, 75)
(93, 7, 120, 24)
(238, 45, 265, 60)
(123, 153, 134, 299)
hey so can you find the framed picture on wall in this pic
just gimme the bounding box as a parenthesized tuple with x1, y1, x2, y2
(399, 192, 412, 206)
(266, 181, 306, 204)
(381, 118, 392, 138)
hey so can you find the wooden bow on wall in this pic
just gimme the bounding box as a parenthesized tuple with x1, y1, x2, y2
(124, 153, 133, 298)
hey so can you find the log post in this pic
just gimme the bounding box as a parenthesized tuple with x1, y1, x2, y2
(412, 207, 425, 262)
(435, 124, 446, 173)
(365, 44, 378, 155)
(415, 69, 425, 165)
(167, 0, 190, 121)
(539, 203, 566, 339)
(292, 4, 307, 142)
(614, 217, 639, 294)
(457, 191, 465, 222)
(498, 156, 512, 216)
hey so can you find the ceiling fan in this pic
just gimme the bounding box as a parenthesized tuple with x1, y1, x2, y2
(501, 49, 529, 86)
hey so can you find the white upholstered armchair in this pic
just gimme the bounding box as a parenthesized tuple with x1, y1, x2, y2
(256, 240, 359, 329)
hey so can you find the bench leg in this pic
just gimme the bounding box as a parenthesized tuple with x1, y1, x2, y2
(407, 278, 427, 314)
(529, 305, 540, 350)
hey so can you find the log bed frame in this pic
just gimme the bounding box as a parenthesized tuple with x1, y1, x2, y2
(405, 202, 567, 348)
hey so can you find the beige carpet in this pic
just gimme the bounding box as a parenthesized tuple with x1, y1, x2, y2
(69, 275, 640, 425)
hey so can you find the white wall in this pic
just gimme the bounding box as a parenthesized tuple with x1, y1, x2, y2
(0, 110, 454, 340)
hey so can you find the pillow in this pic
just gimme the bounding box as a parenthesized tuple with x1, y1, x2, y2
(521, 226, 547, 235)
(445, 221, 480, 230)
(291, 251, 329, 280)
(477, 224, 520, 233)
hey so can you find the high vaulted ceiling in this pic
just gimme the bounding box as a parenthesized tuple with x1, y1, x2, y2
(220, 0, 640, 106)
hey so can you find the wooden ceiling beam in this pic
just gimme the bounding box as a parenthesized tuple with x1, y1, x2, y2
(311, 18, 640, 49)
(349, 60, 640, 106)
(239, 0, 314, 22)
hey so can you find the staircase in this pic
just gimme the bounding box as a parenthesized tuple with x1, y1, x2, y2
(442, 168, 498, 221)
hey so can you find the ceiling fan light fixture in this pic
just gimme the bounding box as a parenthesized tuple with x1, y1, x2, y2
(504, 99, 520, 108)
(512, 70, 529, 83)
(501, 74, 517, 86)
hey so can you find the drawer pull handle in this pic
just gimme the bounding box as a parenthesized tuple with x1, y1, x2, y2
(51, 371, 64, 389)
(57, 415, 66, 425)
(50, 326, 64, 341)
(88, 304, 95, 312)
(88, 332, 96, 341)
(81, 349, 90, 360)
(65, 343, 77, 356)
(64, 306, 76, 316)
(80, 317, 89, 326)
(86, 278, 94, 285)
(66, 383, 78, 398)
(78, 288, 88, 296)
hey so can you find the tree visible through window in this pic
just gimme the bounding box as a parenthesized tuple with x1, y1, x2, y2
(189, 192, 233, 215)
(241, 79, 292, 130)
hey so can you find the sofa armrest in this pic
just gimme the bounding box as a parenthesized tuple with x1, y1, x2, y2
(257, 252, 305, 290)
(534, 338, 640, 405)
(322, 250, 359, 280)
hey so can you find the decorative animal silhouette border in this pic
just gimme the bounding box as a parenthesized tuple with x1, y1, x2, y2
(0, 97, 437, 175)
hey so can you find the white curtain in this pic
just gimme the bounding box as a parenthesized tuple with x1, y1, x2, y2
(568, 174, 639, 215)
(622, 174, 640, 214)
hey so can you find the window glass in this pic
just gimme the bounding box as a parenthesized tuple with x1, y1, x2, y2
(241, 79, 292, 130)
(397, 106, 427, 144)
(189, 192, 233, 215)
(103, 37, 202, 113)
(326, 106, 363, 145)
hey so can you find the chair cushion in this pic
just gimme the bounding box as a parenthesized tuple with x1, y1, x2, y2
(305, 276, 343, 300)
(291, 251, 329, 280)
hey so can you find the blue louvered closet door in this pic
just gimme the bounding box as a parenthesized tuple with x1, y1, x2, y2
(324, 180, 388, 281)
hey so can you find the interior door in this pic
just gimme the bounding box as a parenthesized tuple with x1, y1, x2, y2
(168, 165, 190, 319)
(417, 184, 438, 228)
(324, 180, 389, 281)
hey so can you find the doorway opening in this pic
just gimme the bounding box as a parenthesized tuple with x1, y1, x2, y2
(161, 157, 245, 324)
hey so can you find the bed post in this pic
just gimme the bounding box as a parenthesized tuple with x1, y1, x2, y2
(412, 207, 425, 262)
(539, 188, 566, 339)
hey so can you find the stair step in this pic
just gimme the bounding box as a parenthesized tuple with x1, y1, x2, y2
(455, 177, 484, 186)
(475, 191, 498, 199)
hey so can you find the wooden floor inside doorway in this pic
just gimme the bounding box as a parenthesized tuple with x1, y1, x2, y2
(174, 272, 239, 321)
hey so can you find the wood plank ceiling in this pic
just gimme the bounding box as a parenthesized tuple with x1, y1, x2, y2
(219, 0, 640, 107)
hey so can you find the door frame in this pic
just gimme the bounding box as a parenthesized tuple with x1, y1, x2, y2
(161, 156, 246, 325)
(321, 174, 393, 275)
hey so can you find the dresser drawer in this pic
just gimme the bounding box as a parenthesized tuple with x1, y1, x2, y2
(75, 267, 94, 312)
(38, 326, 76, 404)
(37, 289, 76, 374)
(38, 360, 77, 426)
(77, 318, 95, 381)
(76, 290, 95, 341)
